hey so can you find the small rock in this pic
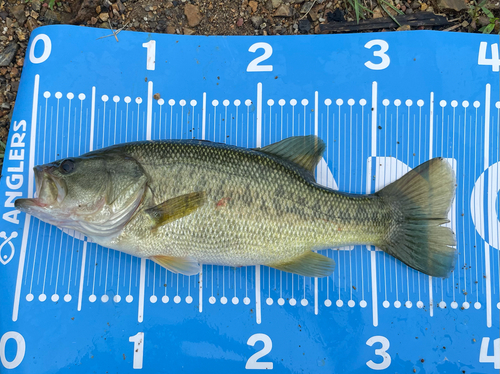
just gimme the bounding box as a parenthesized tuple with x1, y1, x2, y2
(0, 11, 7, 20)
(478, 15, 491, 27)
(16, 58, 24, 67)
(308, 6, 320, 21)
(41, 9, 62, 24)
(184, 4, 203, 27)
(271, 0, 282, 8)
(116, 0, 126, 13)
(237, 17, 244, 26)
(300, 1, 314, 13)
(405, 7, 413, 13)
(397, 24, 411, 30)
(96, 5, 101, 13)
(249, 0, 258, 12)
(63, 3, 71, 13)
(411, 1, 420, 9)
(25, 17, 38, 32)
(89, 16, 98, 25)
(298, 18, 311, 33)
(98, 12, 109, 22)
(10, 5, 26, 24)
(437, 0, 467, 11)
(274, 4, 293, 16)
(0, 43, 18, 67)
(31, 0, 41, 11)
(251, 15, 264, 28)
(260, 22, 267, 29)
(327, 9, 345, 22)
(153, 93, 161, 100)
(426, 5, 433, 11)
(461, 20, 469, 27)
(15, 28, 27, 41)
(183, 27, 195, 35)
(372, 6, 383, 18)
(30, 10, 39, 19)
(1, 102, 10, 110)
(10, 66, 18, 76)
(420, 2, 428, 10)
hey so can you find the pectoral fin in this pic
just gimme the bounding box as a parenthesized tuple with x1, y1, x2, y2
(146, 191, 207, 229)
(270, 251, 335, 278)
(150, 255, 201, 276)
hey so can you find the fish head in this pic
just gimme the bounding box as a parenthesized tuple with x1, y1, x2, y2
(15, 151, 148, 238)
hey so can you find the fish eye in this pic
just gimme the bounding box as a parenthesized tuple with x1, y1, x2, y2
(60, 159, 75, 174)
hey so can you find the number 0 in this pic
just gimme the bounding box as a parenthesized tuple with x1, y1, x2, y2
(246, 333, 273, 369)
(29, 34, 51, 64)
(0, 331, 25, 369)
(247, 43, 273, 72)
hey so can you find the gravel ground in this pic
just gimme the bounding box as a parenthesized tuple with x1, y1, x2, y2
(0, 0, 499, 154)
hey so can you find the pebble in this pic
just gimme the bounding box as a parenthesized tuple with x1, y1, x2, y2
(10, 5, 26, 24)
(249, 0, 258, 12)
(298, 18, 311, 33)
(437, 0, 467, 11)
(251, 15, 264, 28)
(31, 0, 41, 11)
(98, 12, 109, 22)
(237, 17, 244, 26)
(184, 3, 203, 27)
(274, 4, 293, 16)
(300, 2, 314, 13)
(0, 43, 18, 67)
(270, 0, 282, 8)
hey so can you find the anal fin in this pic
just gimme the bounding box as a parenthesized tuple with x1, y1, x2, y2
(150, 255, 201, 276)
(270, 251, 335, 278)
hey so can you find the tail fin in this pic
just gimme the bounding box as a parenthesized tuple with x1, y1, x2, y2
(376, 158, 456, 278)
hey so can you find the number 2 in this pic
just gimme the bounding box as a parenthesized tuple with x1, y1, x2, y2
(364, 40, 390, 70)
(246, 333, 273, 369)
(366, 335, 391, 370)
(247, 43, 273, 72)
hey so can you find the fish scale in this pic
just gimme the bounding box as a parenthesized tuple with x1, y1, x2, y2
(15, 136, 456, 278)
(114, 141, 387, 263)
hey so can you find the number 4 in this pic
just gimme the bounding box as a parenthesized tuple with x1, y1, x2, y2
(478, 42, 500, 72)
(479, 337, 500, 369)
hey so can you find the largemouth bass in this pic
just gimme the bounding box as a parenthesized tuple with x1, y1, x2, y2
(15, 136, 456, 278)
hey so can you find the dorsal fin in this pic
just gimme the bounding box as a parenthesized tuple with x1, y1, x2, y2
(256, 136, 326, 175)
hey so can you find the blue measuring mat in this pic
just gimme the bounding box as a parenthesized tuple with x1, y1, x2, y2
(0, 25, 499, 373)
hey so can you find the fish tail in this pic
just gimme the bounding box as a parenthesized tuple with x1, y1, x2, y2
(375, 158, 456, 278)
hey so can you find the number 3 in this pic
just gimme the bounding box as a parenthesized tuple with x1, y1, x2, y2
(366, 335, 391, 370)
(364, 40, 390, 70)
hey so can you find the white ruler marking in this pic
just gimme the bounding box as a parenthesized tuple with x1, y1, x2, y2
(255, 266, 261, 324)
(77, 241, 87, 311)
(146, 81, 153, 140)
(369, 81, 379, 327)
(12, 74, 39, 321)
(429, 91, 434, 317)
(314, 90, 319, 315)
(256, 83, 262, 148)
(138, 258, 146, 323)
(484, 83, 492, 327)
(202, 92, 206, 140)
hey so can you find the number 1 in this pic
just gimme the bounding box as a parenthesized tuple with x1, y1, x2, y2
(129, 332, 144, 369)
(142, 40, 156, 71)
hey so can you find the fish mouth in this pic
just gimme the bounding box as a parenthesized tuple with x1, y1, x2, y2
(15, 165, 67, 215)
